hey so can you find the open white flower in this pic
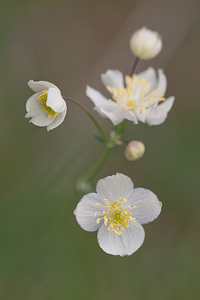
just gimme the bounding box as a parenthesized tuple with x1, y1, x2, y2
(86, 68, 174, 126)
(25, 80, 67, 131)
(74, 173, 162, 256)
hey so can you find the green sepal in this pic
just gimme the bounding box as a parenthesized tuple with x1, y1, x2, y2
(93, 135, 107, 147)
(114, 120, 127, 135)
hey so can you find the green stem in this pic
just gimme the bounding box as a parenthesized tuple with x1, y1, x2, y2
(76, 120, 127, 193)
(63, 96, 108, 143)
(76, 147, 113, 192)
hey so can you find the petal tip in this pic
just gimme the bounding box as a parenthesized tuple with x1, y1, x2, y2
(28, 79, 34, 87)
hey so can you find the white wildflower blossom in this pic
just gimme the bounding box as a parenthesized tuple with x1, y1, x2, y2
(74, 173, 162, 256)
(130, 27, 163, 60)
(25, 80, 67, 131)
(86, 67, 174, 126)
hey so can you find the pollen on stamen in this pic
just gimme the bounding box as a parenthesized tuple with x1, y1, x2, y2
(37, 90, 57, 118)
(109, 99, 116, 104)
(94, 212, 98, 217)
(107, 74, 167, 114)
(96, 218, 100, 224)
(100, 197, 136, 235)
(120, 197, 127, 202)
(107, 86, 112, 92)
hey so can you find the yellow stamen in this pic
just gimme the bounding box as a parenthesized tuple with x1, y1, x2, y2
(96, 197, 136, 235)
(37, 90, 58, 117)
(107, 74, 166, 113)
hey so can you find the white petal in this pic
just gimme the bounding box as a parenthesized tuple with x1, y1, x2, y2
(121, 108, 138, 124)
(25, 93, 42, 117)
(28, 80, 58, 93)
(121, 222, 145, 255)
(86, 86, 125, 125)
(46, 88, 66, 113)
(96, 173, 134, 202)
(30, 110, 54, 127)
(74, 193, 105, 232)
(97, 225, 125, 256)
(47, 108, 67, 131)
(101, 70, 124, 89)
(146, 96, 175, 125)
(130, 108, 146, 123)
(159, 96, 174, 112)
(97, 221, 145, 256)
(137, 67, 157, 91)
(128, 188, 162, 224)
(157, 69, 167, 95)
(86, 86, 113, 109)
(97, 106, 126, 125)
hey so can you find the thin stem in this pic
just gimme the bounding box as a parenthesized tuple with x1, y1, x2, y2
(77, 147, 113, 192)
(76, 120, 127, 192)
(63, 96, 108, 143)
(130, 57, 139, 76)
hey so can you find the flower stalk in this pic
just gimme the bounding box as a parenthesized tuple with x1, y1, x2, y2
(76, 147, 113, 193)
(63, 96, 108, 143)
(130, 57, 139, 77)
(76, 120, 127, 193)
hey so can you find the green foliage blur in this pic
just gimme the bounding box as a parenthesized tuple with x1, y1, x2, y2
(0, 0, 200, 299)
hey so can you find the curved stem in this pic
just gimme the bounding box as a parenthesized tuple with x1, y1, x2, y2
(76, 147, 113, 193)
(76, 120, 127, 193)
(63, 96, 108, 143)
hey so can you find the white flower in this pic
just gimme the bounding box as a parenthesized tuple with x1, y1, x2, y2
(74, 173, 162, 256)
(25, 80, 67, 131)
(130, 27, 162, 60)
(86, 67, 174, 126)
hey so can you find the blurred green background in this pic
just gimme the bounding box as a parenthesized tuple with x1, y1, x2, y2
(1, 0, 200, 299)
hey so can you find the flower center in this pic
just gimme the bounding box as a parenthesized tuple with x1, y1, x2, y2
(107, 74, 165, 113)
(37, 90, 58, 117)
(95, 198, 136, 235)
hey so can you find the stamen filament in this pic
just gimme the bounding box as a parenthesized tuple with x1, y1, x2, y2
(95, 197, 136, 235)
(107, 74, 166, 114)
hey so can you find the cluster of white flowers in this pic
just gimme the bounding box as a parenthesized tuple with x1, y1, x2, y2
(25, 27, 174, 256)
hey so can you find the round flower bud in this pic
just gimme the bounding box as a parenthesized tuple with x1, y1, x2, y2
(125, 141, 145, 161)
(129, 27, 162, 60)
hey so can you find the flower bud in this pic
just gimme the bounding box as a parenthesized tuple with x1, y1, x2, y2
(125, 141, 145, 161)
(129, 27, 162, 60)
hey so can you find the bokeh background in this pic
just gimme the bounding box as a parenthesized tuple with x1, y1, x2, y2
(1, 0, 200, 299)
